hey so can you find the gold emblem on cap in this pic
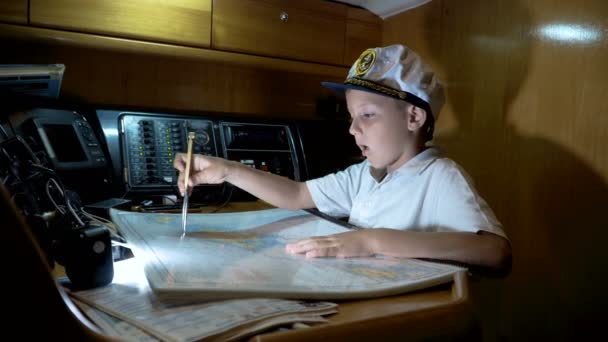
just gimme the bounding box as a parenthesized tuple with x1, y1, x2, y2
(355, 49, 376, 76)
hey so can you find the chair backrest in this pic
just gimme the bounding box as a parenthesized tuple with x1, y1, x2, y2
(2, 183, 112, 340)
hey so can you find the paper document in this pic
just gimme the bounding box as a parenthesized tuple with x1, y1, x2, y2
(72, 299, 160, 342)
(69, 258, 337, 342)
(110, 208, 465, 302)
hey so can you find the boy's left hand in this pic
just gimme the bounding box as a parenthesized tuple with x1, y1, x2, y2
(285, 230, 373, 258)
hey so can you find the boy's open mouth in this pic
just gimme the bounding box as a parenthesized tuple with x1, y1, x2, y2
(359, 144, 369, 156)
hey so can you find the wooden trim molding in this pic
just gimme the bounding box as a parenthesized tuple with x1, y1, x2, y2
(0, 23, 348, 78)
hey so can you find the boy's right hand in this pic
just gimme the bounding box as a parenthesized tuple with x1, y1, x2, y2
(173, 154, 235, 196)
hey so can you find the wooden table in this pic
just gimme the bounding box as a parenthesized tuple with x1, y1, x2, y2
(250, 271, 476, 341)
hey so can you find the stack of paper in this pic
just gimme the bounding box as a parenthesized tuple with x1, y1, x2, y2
(69, 258, 337, 341)
(85, 208, 465, 340)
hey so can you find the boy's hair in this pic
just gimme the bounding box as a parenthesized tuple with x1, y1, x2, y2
(421, 107, 436, 142)
(322, 44, 444, 141)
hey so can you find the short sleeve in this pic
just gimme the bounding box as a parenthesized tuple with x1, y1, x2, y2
(305, 161, 367, 218)
(433, 161, 507, 239)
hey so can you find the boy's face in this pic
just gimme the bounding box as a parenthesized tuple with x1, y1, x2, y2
(346, 89, 421, 172)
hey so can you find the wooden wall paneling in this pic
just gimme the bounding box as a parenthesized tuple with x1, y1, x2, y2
(0, 23, 348, 79)
(212, 0, 347, 65)
(343, 7, 383, 66)
(30, 0, 212, 47)
(0, 0, 27, 24)
(0, 41, 342, 119)
(384, 0, 608, 340)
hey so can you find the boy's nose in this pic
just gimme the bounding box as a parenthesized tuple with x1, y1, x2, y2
(349, 119, 361, 136)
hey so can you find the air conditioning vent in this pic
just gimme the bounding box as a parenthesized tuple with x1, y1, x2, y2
(0, 64, 65, 98)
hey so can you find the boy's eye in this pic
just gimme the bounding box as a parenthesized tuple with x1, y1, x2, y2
(362, 113, 375, 119)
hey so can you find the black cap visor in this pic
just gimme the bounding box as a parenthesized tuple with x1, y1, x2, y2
(321, 81, 432, 117)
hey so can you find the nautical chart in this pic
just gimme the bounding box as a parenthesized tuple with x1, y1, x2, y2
(110, 208, 464, 301)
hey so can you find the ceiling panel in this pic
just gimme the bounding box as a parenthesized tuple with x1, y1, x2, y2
(333, 0, 433, 19)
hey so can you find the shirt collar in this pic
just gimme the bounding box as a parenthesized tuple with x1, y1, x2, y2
(368, 146, 440, 181)
(400, 146, 440, 175)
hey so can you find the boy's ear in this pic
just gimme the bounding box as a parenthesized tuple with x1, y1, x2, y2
(406, 105, 427, 132)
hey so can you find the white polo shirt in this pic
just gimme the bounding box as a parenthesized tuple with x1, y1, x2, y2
(305, 147, 506, 238)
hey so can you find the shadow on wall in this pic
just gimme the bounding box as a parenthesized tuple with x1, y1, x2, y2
(420, 0, 608, 340)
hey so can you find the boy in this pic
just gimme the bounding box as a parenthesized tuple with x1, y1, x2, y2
(174, 44, 511, 271)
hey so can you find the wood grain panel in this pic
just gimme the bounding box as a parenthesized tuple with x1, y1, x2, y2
(212, 0, 347, 65)
(30, 0, 212, 47)
(0, 40, 341, 119)
(0, 0, 27, 24)
(344, 7, 382, 66)
(0, 23, 348, 78)
(385, 0, 608, 340)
